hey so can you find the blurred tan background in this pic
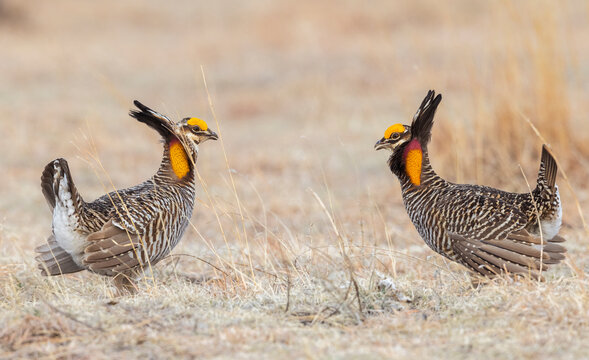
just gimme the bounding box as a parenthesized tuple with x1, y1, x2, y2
(1, 0, 587, 268)
(2, 1, 589, 358)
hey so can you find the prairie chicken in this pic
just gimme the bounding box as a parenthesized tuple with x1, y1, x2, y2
(36, 101, 218, 290)
(375, 90, 566, 279)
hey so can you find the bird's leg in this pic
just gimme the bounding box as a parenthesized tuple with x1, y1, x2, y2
(112, 273, 137, 295)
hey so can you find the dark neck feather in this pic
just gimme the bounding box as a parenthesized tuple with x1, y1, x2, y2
(388, 147, 406, 180)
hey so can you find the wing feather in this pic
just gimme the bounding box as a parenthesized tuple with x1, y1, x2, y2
(437, 188, 566, 278)
(83, 220, 145, 275)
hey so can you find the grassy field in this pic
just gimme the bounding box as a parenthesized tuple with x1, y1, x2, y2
(1, 0, 589, 358)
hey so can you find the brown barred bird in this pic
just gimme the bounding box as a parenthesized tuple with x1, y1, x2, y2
(375, 90, 566, 279)
(35, 101, 217, 291)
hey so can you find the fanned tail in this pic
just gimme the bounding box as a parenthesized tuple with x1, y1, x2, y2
(41, 158, 84, 213)
(38, 158, 86, 276)
(537, 145, 558, 191)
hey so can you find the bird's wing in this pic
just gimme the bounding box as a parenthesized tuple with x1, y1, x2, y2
(83, 185, 182, 274)
(436, 189, 565, 279)
(448, 230, 565, 280)
(82, 219, 144, 275)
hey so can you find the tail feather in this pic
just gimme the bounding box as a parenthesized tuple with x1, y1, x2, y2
(41, 158, 84, 213)
(38, 158, 87, 277)
(41, 162, 57, 210)
(35, 235, 84, 276)
(537, 145, 558, 190)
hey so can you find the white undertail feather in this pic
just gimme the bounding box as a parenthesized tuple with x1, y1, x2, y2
(37, 159, 86, 275)
(51, 172, 86, 266)
(540, 186, 562, 240)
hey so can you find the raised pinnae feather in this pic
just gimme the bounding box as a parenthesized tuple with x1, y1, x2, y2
(132, 100, 173, 123)
(129, 100, 176, 138)
(410, 90, 442, 146)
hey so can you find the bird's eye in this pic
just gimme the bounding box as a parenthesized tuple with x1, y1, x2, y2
(392, 133, 401, 140)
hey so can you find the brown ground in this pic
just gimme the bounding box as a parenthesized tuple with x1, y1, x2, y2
(1, 1, 588, 359)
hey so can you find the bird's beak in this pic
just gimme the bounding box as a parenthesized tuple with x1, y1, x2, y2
(207, 130, 219, 141)
(374, 138, 388, 151)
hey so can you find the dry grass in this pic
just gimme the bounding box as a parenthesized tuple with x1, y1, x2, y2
(1, 0, 589, 358)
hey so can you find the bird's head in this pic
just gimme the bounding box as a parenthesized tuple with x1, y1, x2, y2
(375, 90, 442, 185)
(177, 117, 219, 145)
(129, 100, 218, 180)
(375, 90, 442, 154)
(374, 123, 412, 153)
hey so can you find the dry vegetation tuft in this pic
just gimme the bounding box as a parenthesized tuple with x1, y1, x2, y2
(1, 0, 588, 358)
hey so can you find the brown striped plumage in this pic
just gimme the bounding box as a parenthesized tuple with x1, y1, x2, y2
(375, 90, 566, 279)
(36, 101, 217, 290)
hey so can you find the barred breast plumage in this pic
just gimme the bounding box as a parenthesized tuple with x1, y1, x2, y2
(36, 101, 218, 290)
(375, 90, 566, 279)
